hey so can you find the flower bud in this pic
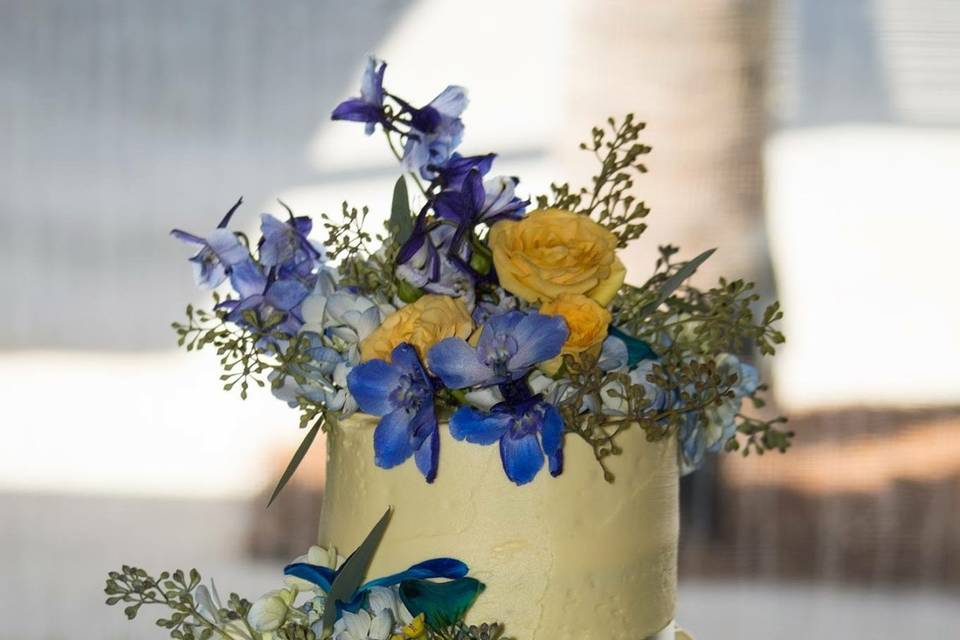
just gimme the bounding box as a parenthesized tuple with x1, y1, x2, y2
(248, 590, 294, 632)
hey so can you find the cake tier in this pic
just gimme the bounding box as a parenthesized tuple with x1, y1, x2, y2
(318, 414, 679, 639)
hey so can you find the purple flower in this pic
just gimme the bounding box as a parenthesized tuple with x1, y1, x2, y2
(434, 153, 496, 190)
(218, 276, 311, 338)
(258, 213, 323, 281)
(331, 56, 387, 135)
(395, 220, 475, 304)
(171, 197, 267, 295)
(427, 311, 568, 389)
(433, 169, 528, 230)
(450, 395, 564, 485)
(346, 343, 440, 482)
(401, 86, 468, 180)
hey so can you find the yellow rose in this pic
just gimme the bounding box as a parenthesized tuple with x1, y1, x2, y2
(488, 208, 626, 305)
(359, 294, 473, 362)
(539, 293, 611, 373)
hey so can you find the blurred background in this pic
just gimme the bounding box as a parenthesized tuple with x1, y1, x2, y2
(2, 0, 958, 638)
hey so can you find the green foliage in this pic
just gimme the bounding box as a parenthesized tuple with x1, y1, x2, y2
(536, 114, 651, 247)
(431, 622, 514, 640)
(172, 296, 276, 401)
(104, 565, 262, 640)
(556, 241, 792, 480)
(321, 199, 404, 301)
(536, 117, 791, 477)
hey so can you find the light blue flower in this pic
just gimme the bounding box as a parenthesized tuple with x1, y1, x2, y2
(679, 353, 759, 474)
(427, 311, 568, 390)
(331, 56, 388, 135)
(346, 343, 440, 482)
(170, 197, 266, 294)
(402, 86, 468, 179)
(258, 213, 324, 281)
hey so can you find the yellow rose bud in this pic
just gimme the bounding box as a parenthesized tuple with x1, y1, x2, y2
(360, 294, 473, 363)
(488, 209, 626, 305)
(539, 293, 611, 373)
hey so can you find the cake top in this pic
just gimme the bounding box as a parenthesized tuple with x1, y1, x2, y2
(171, 57, 791, 499)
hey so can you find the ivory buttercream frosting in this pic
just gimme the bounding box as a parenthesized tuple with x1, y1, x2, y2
(319, 414, 679, 640)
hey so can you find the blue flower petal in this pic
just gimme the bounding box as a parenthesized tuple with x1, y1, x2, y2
(170, 229, 205, 245)
(265, 279, 310, 311)
(205, 228, 250, 267)
(539, 403, 564, 457)
(331, 98, 383, 124)
(449, 406, 511, 445)
(427, 338, 494, 389)
(546, 446, 563, 477)
(391, 343, 427, 381)
(414, 423, 440, 483)
(499, 432, 544, 486)
(508, 313, 568, 371)
(374, 408, 417, 469)
(228, 259, 267, 298)
(283, 562, 336, 592)
(347, 360, 402, 416)
(361, 558, 468, 591)
(429, 86, 468, 118)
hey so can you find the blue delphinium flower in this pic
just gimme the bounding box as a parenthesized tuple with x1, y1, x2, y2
(427, 311, 568, 389)
(259, 212, 324, 280)
(331, 56, 388, 135)
(346, 343, 440, 482)
(434, 152, 495, 190)
(171, 198, 266, 294)
(450, 395, 565, 485)
(395, 222, 476, 305)
(400, 86, 468, 179)
(217, 212, 326, 340)
(432, 169, 528, 234)
(218, 277, 312, 337)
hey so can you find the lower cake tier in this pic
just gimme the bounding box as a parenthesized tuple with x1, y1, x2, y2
(318, 414, 679, 639)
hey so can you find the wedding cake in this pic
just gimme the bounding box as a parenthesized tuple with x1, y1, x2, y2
(105, 58, 790, 640)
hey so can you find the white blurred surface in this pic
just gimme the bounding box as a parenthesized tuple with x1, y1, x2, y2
(0, 352, 301, 498)
(766, 126, 960, 410)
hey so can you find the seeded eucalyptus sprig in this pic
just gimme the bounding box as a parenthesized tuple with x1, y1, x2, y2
(558, 351, 742, 481)
(319, 196, 405, 302)
(104, 565, 259, 640)
(536, 114, 651, 247)
(172, 296, 275, 400)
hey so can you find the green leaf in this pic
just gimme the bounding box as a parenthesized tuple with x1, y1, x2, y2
(399, 577, 485, 628)
(266, 416, 323, 508)
(388, 176, 413, 244)
(636, 248, 715, 318)
(322, 508, 393, 632)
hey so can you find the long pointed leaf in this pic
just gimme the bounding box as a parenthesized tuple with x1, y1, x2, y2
(322, 507, 393, 631)
(266, 416, 323, 508)
(388, 176, 413, 244)
(636, 248, 715, 318)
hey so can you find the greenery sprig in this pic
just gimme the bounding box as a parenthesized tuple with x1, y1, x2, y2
(536, 114, 652, 247)
(105, 565, 259, 640)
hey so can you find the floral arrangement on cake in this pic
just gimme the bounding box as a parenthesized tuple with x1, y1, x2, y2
(105, 57, 790, 640)
(106, 510, 512, 640)
(170, 57, 790, 496)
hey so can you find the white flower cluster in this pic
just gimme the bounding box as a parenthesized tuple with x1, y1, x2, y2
(245, 545, 421, 640)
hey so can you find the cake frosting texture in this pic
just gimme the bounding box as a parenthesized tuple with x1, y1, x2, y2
(318, 414, 679, 639)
